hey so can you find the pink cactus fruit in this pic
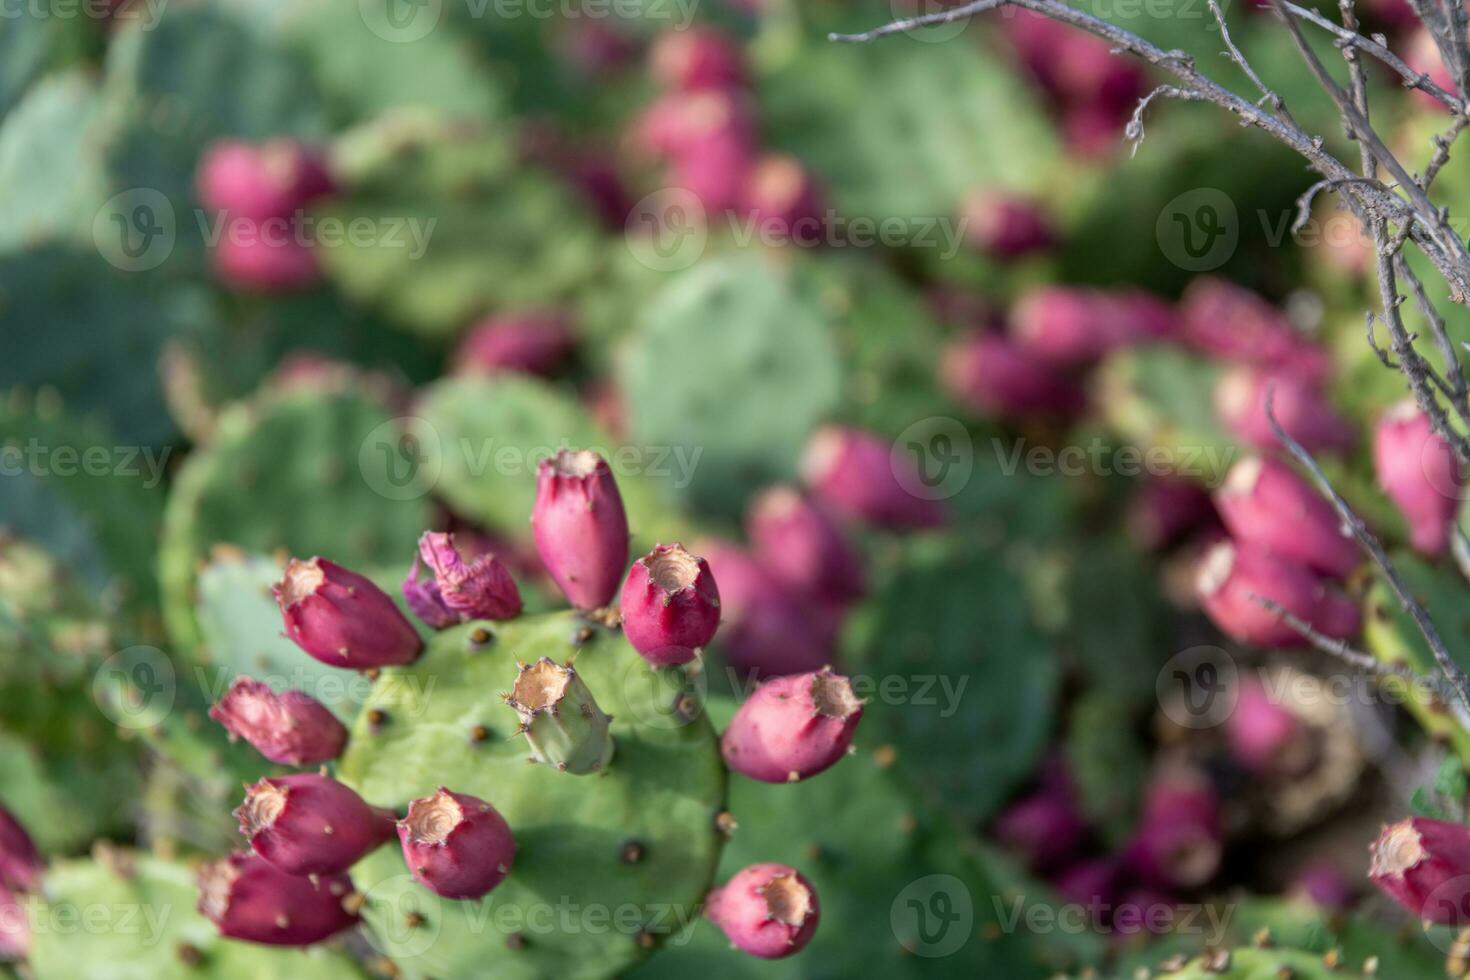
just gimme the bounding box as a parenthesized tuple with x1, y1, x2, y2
(705, 863, 819, 959)
(1126, 476, 1218, 552)
(452, 310, 576, 378)
(0, 808, 42, 894)
(800, 425, 946, 530)
(209, 678, 348, 766)
(1124, 774, 1223, 890)
(1179, 278, 1332, 381)
(721, 668, 863, 783)
(1214, 367, 1354, 455)
(198, 852, 357, 946)
(195, 139, 334, 220)
(631, 90, 758, 162)
(1010, 287, 1173, 366)
(619, 544, 720, 667)
(235, 774, 395, 876)
(740, 155, 825, 245)
(414, 531, 523, 621)
(1291, 863, 1355, 911)
(940, 330, 1087, 421)
(1373, 400, 1464, 557)
(649, 26, 747, 92)
(1195, 540, 1360, 648)
(1213, 455, 1360, 578)
(398, 788, 516, 900)
(960, 190, 1054, 260)
(991, 762, 1088, 873)
(1370, 817, 1470, 924)
(274, 557, 424, 669)
(1052, 857, 1121, 909)
(1224, 676, 1306, 775)
(532, 449, 630, 609)
(209, 236, 321, 294)
(746, 486, 866, 604)
(696, 538, 836, 679)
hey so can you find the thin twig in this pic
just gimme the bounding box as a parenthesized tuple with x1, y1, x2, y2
(1252, 594, 1438, 688)
(1264, 388, 1470, 711)
(1126, 85, 1205, 155)
(1211, 0, 1295, 125)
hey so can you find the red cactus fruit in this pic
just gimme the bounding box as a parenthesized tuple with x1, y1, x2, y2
(209, 236, 321, 294)
(196, 139, 334, 221)
(532, 449, 630, 609)
(619, 544, 720, 667)
(235, 774, 394, 876)
(697, 539, 836, 679)
(649, 26, 746, 92)
(274, 557, 423, 669)
(1214, 367, 1354, 455)
(940, 330, 1087, 421)
(705, 863, 819, 959)
(721, 668, 863, 783)
(1124, 774, 1223, 890)
(1374, 401, 1464, 557)
(209, 678, 348, 766)
(960, 190, 1055, 260)
(0, 808, 42, 894)
(1195, 541, 1360, 648)
(739, 155, 825, 244)
(398, 788, 516, 900)
(1370, 817, 1470, 923)
(452, 310, 576, 378)
(414, 531, 523, 621)
(746, 486, 866, 604)
(800, 425, 946, 530)
(1213, 456, 1360, 579)
(197, 852, 357, 946)
(1179, 278, 1332, 381)
(1126, 476, 1217, 553)
(1224, 677, 1307, 775)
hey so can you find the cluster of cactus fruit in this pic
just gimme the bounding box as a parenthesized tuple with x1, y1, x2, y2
(193, 447, 868, 961)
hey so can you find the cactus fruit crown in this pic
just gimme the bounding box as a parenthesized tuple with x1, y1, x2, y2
(1368, 819, 1422, 878)
(403, 789, 463, 846)
(236, 781, 287, 836)
(759, 872, 814, 928)
(810, 669, 861, 720)
(1222, 455, 1263, 496)
(506, 657, 582, 716)
(646, 546, 702, 594)
(276, 558, 325, 606)
(549, 447, 601, 480)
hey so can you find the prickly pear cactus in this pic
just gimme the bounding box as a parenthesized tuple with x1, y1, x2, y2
(337, 614, 725, 980)
(27, 849, 365, 979)
(1095, 346, 1234, 484)
(1126, 946, 1373, 979)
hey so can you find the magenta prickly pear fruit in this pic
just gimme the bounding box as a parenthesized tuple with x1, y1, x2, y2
(235, 773, 395, 876)
(1179, 278, 1332, 381)
(1125, 475, 1217, 552)
(398, 788, 516, 900)
(721, 667, 863, 783)
(1195, 540, 1360, 648)
(415, 531, 523, 621)
(697, 538, 836, 678)
(0, 885, 27, 960)
(198, 851, 357, 946)
(1010, 287, 1173, 365)
(669, 133, 756, 215)
(940, 330, 1087, 421)
(1225, 677, 1306, 776)
(746, 486, 865, 604)
(1052, 857, 1120, 908)
(631, 90, 758, 162)
(451, 310, 576, 378)
(705, 863, 819, 959)
(1370, 817, 1470, 923)
(274, 557, 423, 669)
(208, 677, 348, 766)
(992, 781, 1087, 873)
(1292, 863, 1354, 911)
(532, 449, 630, 610)
(740, 155, 825, 244)
(1215, 366, 1354, 455)
(960, 190, 1054, 260)
(401, 553, 459, 630)
(800, 425, 945, 530)
(210, 236, 322, 294)
(0, 808, 42, 893)
(1374, 400, 1464, 557)
(650, 25, 746, 92)
(503, 657, 615, 774)
(619, 544, 720, 667)
(1214, 455, 1360, 579)
(196, 139, 334, 220)
(1124, 774, 1222, 890)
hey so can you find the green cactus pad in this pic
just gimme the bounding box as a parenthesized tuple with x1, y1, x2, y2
(1096, 346, 1235, 485)
(337, 613, 726, 980)
(1133, 946, 1373, 979)
(159, 386, 430, 653)
(414, 374, 689, 547)
(618, 252, 842, 521)
(314, 119, 600, 336)
(27, 850, 365, 980)
(759, 36, 1058, 222)
(846, 541, 1058, 823)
